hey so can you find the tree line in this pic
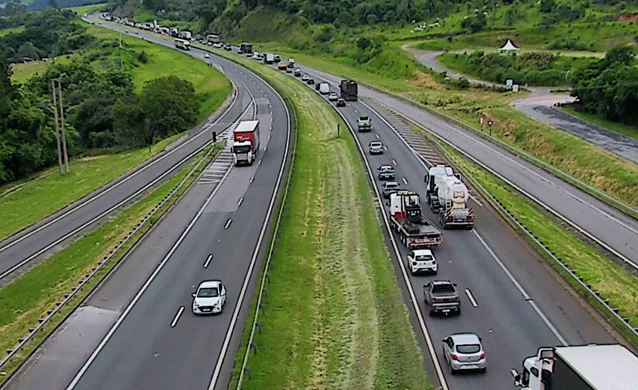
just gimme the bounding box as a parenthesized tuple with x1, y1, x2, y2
(0, 8, 200, 185)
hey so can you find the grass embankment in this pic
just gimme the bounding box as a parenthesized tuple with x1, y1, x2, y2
(0, 142, 223, 383)
(252, 45, 638, 211)
(1, 23, 232, 241)
(209, 49, 432, 388)
(428, 131, 638, 343)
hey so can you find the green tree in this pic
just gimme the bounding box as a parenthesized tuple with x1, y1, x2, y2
(138, 76, 200, 146)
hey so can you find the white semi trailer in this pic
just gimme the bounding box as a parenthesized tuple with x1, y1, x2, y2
(512, 344, 638, 390)
(425, 165, 473, 229)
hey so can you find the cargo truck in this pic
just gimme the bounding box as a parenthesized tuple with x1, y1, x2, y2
(425, 165, 474, 229)
(340, 79, 358, 101)
(231, 120, 260, 166)
(239, 42, 253, 54)
(264, 53, 274, 64)
(174, 38, 190, 50)
(389, 191, 442, 248)
(512, 344, 638, 390)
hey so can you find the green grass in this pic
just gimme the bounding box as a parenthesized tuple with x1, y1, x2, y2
(432, 132, 638, 344)
(0, 27, 24, 37)
(70, 3, 108, 15)
(0, 134, 180, 241)
(561, 105, 638, 140)
(82, 21, 232, 122)
(10, 59, 54, 84)
(0, 142, 222, 383)
(213, 47, 433, 389)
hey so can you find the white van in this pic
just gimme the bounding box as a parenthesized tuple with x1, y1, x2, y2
(319, 82, 330, 95)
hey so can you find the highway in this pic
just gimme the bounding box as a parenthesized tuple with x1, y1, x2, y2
(302, 67, 638, 270)
(3, 19, 291, 390)
(285, 66, 618, 389)
(0, 50, 246, 284)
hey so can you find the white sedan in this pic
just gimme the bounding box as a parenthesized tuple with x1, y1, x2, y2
(192, 280, 227, 314)
(328, 92, 338, 101)
(204, 53, 210, 58)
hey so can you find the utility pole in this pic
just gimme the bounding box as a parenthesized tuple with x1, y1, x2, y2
(50, 78, 69, 173)
(50, 79, 63, 174)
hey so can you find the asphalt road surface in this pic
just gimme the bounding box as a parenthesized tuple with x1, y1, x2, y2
(410, 48, 638, 165)
(0, 47, 247, 284)
(287, 67, 617, 389)
(3, 19, 291, 390)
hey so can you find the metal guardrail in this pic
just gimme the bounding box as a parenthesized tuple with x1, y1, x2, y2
(353, 79, 638, 221)
(434, 137, 638, 341)
(0, 141, 220, 375)
(236, 95, 297, 389)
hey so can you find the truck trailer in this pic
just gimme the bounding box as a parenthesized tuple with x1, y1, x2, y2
(512, 344, 638, 390)
(232, 120, 260, 166)
(174, 38, 190, 50)
(264, 53, 275, 64)
(339, 79, 358, 101)
(240, 42, 253, 54)
(389, 191, 442, 249)
(425, 165, 474, 229)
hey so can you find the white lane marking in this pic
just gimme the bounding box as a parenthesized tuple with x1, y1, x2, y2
(474, 231, 567, 346)
(66, 160, 235, 390)
(224, 219, 232, 230)
(375, 133, 380, 138)
(209, 73, 292, 390)
(402, 177, 408, 185)
(204, 254, 213, 268)
(258, 159, 262, 166)
(249, 176, 254, 183)
(465, 289, 478, 307)
(264, 146, 268, 152)
(170, 307, 185, 328)
(237, 197, 243, 207)
(392, 159, 397, 165)
(470, 194, 484, 207)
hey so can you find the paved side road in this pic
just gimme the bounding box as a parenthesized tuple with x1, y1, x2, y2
(408, 47, 638, 166)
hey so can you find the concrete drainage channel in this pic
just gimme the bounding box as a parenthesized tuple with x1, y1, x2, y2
(369, 98, 638, 344)
(0, 141, 225, 383)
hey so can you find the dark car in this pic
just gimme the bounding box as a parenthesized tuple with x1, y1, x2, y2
(382, 181, 400, 198)
(315, 82, 322, 91)
(307, 78, 315, 85)
(423, 280, 461, 316)
(378, 165, 395, 180)
(294, 69, 301, 77)
(336, 98, 346, 107)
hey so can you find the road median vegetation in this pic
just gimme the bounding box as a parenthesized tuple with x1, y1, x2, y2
(208, 50, 433, 389)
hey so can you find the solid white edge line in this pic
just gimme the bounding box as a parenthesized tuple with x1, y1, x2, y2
(170, 306, 185, 328)
(464, 289, 478, 308)
(0, 80, 240, 256)
(473, 230, 568, 346)
(208, 65, 291, 390)
(204, 254, 213, 268)
(330, 102, 450, 390)
(66, 159, 235, 390)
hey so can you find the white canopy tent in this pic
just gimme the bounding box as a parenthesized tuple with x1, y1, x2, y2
(499, 39, 519, 52)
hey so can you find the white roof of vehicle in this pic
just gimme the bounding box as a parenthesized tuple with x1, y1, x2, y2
(198, 280, 221, 289)
(556, 345, 638, 390)
(234, 120, 258, 133)
(412, 249, 433, 256)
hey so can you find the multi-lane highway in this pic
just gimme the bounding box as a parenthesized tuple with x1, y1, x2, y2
(3, 17, 630, 390)
(3, 20, 291, 390)
(0, 55, 245, 284)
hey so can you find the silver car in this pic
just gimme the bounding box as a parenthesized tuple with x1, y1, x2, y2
(442, 333, 487, 374)
(369, 141, 384, 155)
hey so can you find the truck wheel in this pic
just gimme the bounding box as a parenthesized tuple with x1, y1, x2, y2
(428, 307, 435, 316)
(457, 307, 461, 316)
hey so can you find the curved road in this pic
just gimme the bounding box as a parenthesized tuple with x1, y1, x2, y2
(295, 67, 616, 389)
(3, 20, 291, 390)
(409, 48, 638, 165)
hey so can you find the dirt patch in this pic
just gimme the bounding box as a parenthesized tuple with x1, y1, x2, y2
(410, 70, 444, 90)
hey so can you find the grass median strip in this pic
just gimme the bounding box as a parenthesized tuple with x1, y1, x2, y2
(0, 142, 222, 383)
(425, 129, 638, 344)
(212, 50, 433, 389)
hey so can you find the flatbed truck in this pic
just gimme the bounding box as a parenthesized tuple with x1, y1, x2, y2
(389, 191, 442, 248)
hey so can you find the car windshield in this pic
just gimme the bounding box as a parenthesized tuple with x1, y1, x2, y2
(198, 287, 219, 297)
(371, 143, 382, 147)
(432, 284, 455, 293)
(234, 145, 251, 153)
(380, 166, 393, 171)
(386, 183, 399, 189)
(416, 255, 433, 261)
(456, 343, 481, 354)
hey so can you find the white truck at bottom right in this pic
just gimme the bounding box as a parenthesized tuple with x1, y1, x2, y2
(512, 344, 638, 390)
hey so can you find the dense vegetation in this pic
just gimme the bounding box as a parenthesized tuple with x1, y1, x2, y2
(439, 51, 599, 86)
(0, 8, 201, 184)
